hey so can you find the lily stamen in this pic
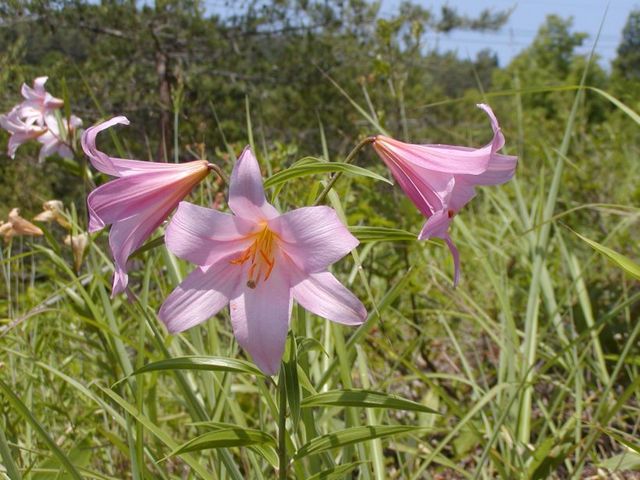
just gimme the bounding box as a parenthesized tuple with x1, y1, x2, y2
(230, 226, 278, 288)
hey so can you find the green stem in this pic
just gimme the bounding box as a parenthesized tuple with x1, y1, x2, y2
(278, 367, 288, 480)
(313, 136, 375, 206)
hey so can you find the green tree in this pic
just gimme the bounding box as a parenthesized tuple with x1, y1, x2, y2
(613, 9, 640, 81)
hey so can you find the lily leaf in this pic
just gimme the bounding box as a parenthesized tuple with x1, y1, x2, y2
(349, 226, 417, 243)
(307, 461, 369, 480)
(294, 425, 430, 459)
(170, 427, 275, 456)
(301, 389, 439, 414)
(264, 161, 391, 189)
(130, 235, 165, 258)
(130, 356, 264, 377)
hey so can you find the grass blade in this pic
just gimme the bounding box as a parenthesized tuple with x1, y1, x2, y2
(0, 379, 83, 480)
(573, 231, 640, 280)
(301, 389, 439, 414)
(170, 427, 275, 456)
(130, 356, 265, 378)
(294, 425, 430, 460)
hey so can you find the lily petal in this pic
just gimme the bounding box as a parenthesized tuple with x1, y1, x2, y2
(165, 201, 256, 266)
(445, 236, 461, 287)
(229, 265, 291, 375)
(159, 260, 244, 333)
(86, 163, 208, 232)
(291, 268, 366, 325)
(269, 206, 358, 272)
(228, 147, 279, 221)
(418, 209, 452, 240)
(373, 104, 510, 176)
(19, 77, 64, 126)
(81, 116, 131, 176)
(83, 117, 216, 178)
(108, 208, 169, 295)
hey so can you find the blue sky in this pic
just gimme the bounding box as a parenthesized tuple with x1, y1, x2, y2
(201, 0, 637, 68)
(379, 0, 637, 67)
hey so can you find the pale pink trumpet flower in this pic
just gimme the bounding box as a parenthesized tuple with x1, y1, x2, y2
(83, 116, 211, 295)
(37, 113, 82, 162)
(19, 76, 64, 126)
(372, 104, 517, 285)
(0, 106, 47, 158)
(159, 147, 367, 375)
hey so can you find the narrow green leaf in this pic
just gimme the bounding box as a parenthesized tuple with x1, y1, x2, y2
(97, 386, 216, 480)
(130, 236, 165, 259)
(264, 161, 391, 189)
(307, 461, 369, 480)
(283, 335, 301, 427)
(348, 226, 417, 243)
(573, 231, 640, 280)
(526, 438, 572, 480)
(587, 86, 640, 125)
(170, 427, 275, 456)
(249, 443, 279, 468)
(301, 389, 439, 414)
(294, 425, 430, 459)
(0, 425, 21, 480)
(599, 451, 640, 471)
(0, 379, 83, 480)
(34, 438, 92, 480)
(130, 356, 265, 377)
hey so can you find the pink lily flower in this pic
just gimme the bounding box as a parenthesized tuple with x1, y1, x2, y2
(372, 104, 517, 285)
(36, 113, 82, 162)
(0, 106, 46, 158)
(159, 147, 367, 375)
(83, 116, 211, 295)
(19, 76, 64, 126)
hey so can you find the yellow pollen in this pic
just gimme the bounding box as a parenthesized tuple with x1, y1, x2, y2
(230, 225, 277, 288)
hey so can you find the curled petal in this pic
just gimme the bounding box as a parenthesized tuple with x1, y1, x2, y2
(476, 103, 504, 152)
(445, 236, 461, 287)
(418, 209, 453, 241)
(229, 265, 291, 375)
(459, 152, 518, 187)
(108, 210, 166, 295)
(159, 261, 243, 333)
(373, 104, 510, 176)
(269, 206, 358, 272)
(228, 147, 279, 221)
(165, 201, 256, 266)
(81, 116, 131, 176)
(82, 117, 204, 177)
(291, 269, 366, 325)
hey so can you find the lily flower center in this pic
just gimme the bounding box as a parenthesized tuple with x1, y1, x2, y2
(230, 224, 278, 289)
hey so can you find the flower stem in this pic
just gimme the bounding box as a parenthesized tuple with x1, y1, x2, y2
(313, 136, 376, 206)
(278, 366, 288, 480)
(207, 162, 229, 186)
